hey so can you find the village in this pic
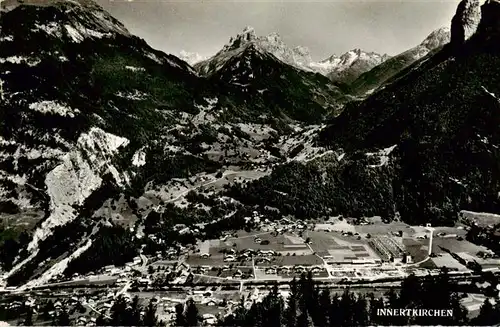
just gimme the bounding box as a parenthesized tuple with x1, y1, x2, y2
(1, 212, 500, 326)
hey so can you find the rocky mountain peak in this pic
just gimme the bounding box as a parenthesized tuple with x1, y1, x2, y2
(1, 0, 97, 12)
(450, 0, 483, 46)
(196, 27, 314, 75)
(1, 0, 130, 37)
(224, 26, 257, 51)
(420, 27, 451, 49)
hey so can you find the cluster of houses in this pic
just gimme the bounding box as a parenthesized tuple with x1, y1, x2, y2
(222, 247, 277, 263)
(193, 265, 253, 279)
(259, 217, 309, 234)
(263, 265, 326, 275)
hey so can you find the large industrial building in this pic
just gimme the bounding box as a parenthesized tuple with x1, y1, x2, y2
(369, 236, 412, 263)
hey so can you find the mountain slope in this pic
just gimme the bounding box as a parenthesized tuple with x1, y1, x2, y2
(0, 0, 227, 286)
(194, 27, 314, 76)
(0, 0, 348, 287)
(349, 27, 451, 96)
(195, 28, 348, 122)
(195, 27, 388, 86)
(315, 0, 500, 224)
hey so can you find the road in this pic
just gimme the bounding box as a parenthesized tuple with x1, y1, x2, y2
(115, 280, 131, 299)
(140, 253, 148, 269)
(87, 302, 112, 320)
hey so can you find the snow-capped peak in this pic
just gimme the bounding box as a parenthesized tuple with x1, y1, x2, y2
(309, 49, 390, 80)
(178, 50, 208, 66)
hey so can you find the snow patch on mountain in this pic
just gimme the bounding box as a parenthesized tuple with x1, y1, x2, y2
(28, 101, 80, 117)
(451, 0, 484, 46)
(195, 27, 314, 75)
(116, 90, 148, 101)
(26, 128, 129, 253)
(399, 27, 451, 64)
(145, 52, 163, 64)
(32, 22, 61, 37)
(90, 10, 130, 36)
(179, 50, 208, 66)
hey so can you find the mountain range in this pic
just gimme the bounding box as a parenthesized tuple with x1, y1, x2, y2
(1, 0, 499, 289)
(191, 25, 449, 90)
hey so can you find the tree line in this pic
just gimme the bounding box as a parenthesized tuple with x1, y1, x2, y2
(178, 270, 499, 326)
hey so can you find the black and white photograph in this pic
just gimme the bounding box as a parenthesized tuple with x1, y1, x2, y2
(1, 0, 500, 326)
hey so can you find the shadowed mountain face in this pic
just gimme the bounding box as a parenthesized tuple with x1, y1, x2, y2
(194, 28, 348, 122)
(317, 0, 500, 225)
(202, 44, 348, 123)
(348, 27, 451, 96)
(0, 0, 220, 285)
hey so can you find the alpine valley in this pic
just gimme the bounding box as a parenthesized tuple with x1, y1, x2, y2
(1, 0, 500, 325)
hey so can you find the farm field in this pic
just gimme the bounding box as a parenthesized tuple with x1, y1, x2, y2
(431, 253, 469, 271)
(432, 238, 486, 255)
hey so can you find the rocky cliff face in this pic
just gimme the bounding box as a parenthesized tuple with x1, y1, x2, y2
(451, 0, 483, 47)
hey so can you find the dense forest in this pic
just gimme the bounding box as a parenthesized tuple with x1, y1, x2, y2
(65, 226, 139, 276)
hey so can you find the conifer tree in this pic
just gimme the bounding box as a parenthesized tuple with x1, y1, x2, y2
(142, 300, 159, 326)
(185, 298, 199, 326)
(23, 307, 33, 326)
(284, 278, 298, 327)
(175, 303, 186, 326)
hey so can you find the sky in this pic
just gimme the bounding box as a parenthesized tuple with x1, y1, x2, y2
(97, 0, 460, 61)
